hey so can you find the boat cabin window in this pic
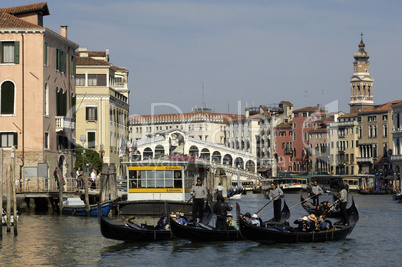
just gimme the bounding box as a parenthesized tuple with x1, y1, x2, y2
(128, 169, 183, 188)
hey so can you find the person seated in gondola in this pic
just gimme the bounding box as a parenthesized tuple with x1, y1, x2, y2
(318, 215, 327, 231)
(157, 214, 169, 230)
(308, 214, 318, 231)
(293, 216, 311, 232)
(128, 216, 136, 224)
(226, 213, 239, 230)
(251, 214, 261, 227)
(175, 212, 188, 226)
(244, 212, 252, 224)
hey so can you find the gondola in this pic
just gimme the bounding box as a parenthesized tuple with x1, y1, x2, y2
(99, 215, 173, 242)
(300, 195, 341, 218)
(169, 202, 242, 241)
(300, 195, 358, 218)
(261, 200, 290, 226)
(169, 216, 242, 241)
(237, 198, 359, 244)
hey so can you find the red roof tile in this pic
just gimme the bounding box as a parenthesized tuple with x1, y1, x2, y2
(0, 2, 49, 16)
(359, 100, 402, 114)
(0, 11, 44, 29)
(280, 101, 293, 106)
(76, 51, 107, 57)
(76, 57, 110, 66)
(339, 113, 358, 118)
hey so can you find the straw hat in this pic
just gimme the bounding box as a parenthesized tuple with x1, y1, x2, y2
(308, 214, 317, 222)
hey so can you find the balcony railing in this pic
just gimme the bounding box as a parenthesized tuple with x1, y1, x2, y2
(391, 155, 402, 161)
(356, 157, 373, 163)
(56, 117, 75, 132)
(115, 82, 128, 90)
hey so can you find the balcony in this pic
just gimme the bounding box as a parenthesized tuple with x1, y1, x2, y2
(56, 117, 75, 132)
(391, 155, 402, 161)
(284, 148, 293, 154)
(115, 82, 128, 90)
(356, 157, 373, 164)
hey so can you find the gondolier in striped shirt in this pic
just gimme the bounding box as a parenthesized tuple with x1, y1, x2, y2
(190, 178, 207, 224)
(269, 183, 284, 222)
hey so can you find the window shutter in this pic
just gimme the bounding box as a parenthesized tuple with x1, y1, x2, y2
(14, 41, 20, 64)
(0, 42, 2, 62)
(95, 107, 98, 121)
(86, 107, 89, 120)
(13, 133, 18, 148)
(73, 56, 76, 76)
(44, 42, 48, 65)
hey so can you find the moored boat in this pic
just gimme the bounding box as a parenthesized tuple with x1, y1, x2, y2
(238, 199, 359, 243)
(2, 209, 19, 226)
(62, 199, 112, 216)
(100, 215, 173, 242)
(300, 195, 342, 218)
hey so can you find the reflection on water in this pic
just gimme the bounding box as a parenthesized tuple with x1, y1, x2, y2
(1, 194, 402, 266)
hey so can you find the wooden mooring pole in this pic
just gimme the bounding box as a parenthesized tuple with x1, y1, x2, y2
(84, 163, 91, 216)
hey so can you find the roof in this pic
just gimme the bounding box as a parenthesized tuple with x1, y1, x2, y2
(113, 65, 128, 71)
(280, 101, 293, 106)
(76, 51, 107, 58)
(76, 57, 110, 66)
(339, 113, 358, 119)
(0, 11, 44, 29)
(0, 2, 49, 16)
(275, 122, 292, 129)
(359, 100, 402, 114)
(293, 106, 325, 113)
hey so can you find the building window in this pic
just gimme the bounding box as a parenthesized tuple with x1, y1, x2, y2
(0, 132, 17, 148)
(44, 132, 49, 149)
(1, 81, 15, 115)
(383, 124, 388, 137)
(86, 106, 98, 121)
(383, 115, 388, 121)
(1, 41, 19, 63)
(87, 132, 96, 149)
(44, 42, 48, 65)
(88, 76, 97, 86)
(76, 74, 85, 86)
(44, 83, 49, 116)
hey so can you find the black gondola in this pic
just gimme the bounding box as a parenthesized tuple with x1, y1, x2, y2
(99, 216, 173, 242)
(169, 216, 242, 241)
(300, 195, 342, 218)
(237, 198, 359, 244)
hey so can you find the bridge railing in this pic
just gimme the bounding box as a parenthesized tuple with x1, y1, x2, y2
(17, 177, 80, 193)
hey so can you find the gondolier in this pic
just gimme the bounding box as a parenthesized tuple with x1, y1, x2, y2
(269, 183, 284, 222)
(311, 180, 323, 207)
(190, 178, 207, 224)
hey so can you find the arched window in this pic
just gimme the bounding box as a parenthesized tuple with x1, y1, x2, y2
(1, 81, 15, 115)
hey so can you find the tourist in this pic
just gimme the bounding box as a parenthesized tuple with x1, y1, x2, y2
(213, 194, 233, 230)
(90, 169, 97, 188)
(226, 213, 238, 230)
(175, 212, 188, 226)
(128, 216, 136, 224)
(268, 183, 284, 222)
(244, 212, 252, 224)
(318, 215, 327, 231)
(216, 183, 224, 196)
(308, 214, 318, 231)
(311, 180, 324, 207)
(76, 167, 83, 189)
(190, 178, 207, 224)
(157, 214, 169, 230)
(251, 214, 261, 227)
(294, 216, 310, 232)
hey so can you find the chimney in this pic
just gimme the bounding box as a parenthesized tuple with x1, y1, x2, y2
(60, 25, 68, 38)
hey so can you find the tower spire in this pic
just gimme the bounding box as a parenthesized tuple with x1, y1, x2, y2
(349, 35, 374, 113)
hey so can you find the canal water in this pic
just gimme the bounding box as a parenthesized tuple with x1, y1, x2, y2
(1, 193, 401, 266)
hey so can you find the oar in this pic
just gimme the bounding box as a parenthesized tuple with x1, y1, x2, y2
(178, 196, 194, 213)
(289, 193, 319, 210)
(255, 194, 279, 214)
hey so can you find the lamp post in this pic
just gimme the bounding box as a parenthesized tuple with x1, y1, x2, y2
(80, 135, 90, 215)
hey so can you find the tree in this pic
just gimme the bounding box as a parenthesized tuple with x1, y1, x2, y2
(75, 146, 103, 173)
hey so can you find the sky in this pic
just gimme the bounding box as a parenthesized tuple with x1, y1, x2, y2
(7, 0, 402, 116)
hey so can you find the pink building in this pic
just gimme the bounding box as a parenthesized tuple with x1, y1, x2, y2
(0, 3, 78, 191)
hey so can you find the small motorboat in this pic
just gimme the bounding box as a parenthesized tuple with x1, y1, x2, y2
(62, 198, 112, 216)
(2, 209, 19, 226)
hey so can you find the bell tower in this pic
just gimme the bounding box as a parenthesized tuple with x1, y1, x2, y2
(349, 34, 374, 113)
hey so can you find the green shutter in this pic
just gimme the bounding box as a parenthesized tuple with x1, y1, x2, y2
(73, 56, 76, 76)
(14, 41, 20, 64)
(0, 41, 2, 62)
